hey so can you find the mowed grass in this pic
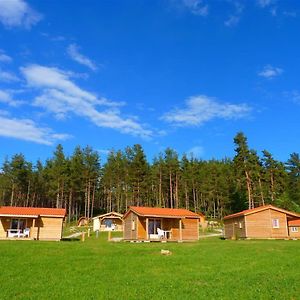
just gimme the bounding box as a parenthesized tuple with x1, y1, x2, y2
(1, 235, 300, 300)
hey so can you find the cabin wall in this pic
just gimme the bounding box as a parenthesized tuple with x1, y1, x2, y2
(246, 209, 288, 239)
(137, 217, 146, 239)
(0, 217, 10, 238)
(93, 218, 100, 231)
(182, 218, 199, 240)
(224, 216, 246, 239)
(270, 210, 288, 238)
(288, 226, 300, 238)
(123, 212, 138, 240)
(36, 217, 64, 241)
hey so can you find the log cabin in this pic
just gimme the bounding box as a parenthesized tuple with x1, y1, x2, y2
(224, 205, 300, 239)
(92, 212, 123, 232)
(0, 206, 66, 241)
(123, 206, 200, 242)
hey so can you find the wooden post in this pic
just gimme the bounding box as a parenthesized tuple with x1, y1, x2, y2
(108, 231, 111, 241)
(88, 228, 90, 237)
(146, 218, 149, 240)
(179, 219, 183, 242)
(81, 232, 85, 242)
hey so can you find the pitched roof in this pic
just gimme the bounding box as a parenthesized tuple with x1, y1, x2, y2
(224, 205, 300, 220)
(0, 206, 66, 217)
(288, 219, 300, 226)
(125, 206, 200, 219)
(92, 211, 123, 220)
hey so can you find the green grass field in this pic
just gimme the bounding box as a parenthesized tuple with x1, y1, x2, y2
(1, 234, 299, 300)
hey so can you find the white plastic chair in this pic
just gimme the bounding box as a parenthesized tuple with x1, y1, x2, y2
(19, 228, 30, 238)
(157, 228, 165, 239)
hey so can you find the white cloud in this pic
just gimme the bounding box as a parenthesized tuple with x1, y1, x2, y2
(0, 49, 12, 63)
(162, 95, 251, 126)
(258, 65, 283, 79)
(67, 44, 98, 71)
(175, 0, 208, 16)
(0, 0, 42, 29)
(0, 115, 70, 145)
(0, 90, 23, 106)
(257, 0, 274, 8)
(21, 64, 152, 138)
(224, 15, 240, 27)
(224, 2, 244, 27)
(0, 69, 20, 82)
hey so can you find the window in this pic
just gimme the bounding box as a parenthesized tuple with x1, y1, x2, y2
(11, 219, 26, 230)
(291, 227, 298, 233)
(239, 222, 243, 229)
(131, 219, 135, 231)
(272, 219, 279, 228)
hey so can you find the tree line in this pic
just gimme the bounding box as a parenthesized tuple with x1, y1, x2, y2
(0, 132, 299, 221)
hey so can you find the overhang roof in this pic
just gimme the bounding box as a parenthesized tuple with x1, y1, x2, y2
(224, 205, 300, 220)
(124, 206, 200, 219)
(0, 206, 66, 217)
(288, 219, 300, 226)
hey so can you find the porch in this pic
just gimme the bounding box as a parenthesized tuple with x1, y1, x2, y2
(0, 216, 39, 240)
(139, 217, 184, 241)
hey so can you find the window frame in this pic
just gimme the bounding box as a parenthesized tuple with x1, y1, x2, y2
(291, 226, 298, 233)
(272, 218, 280, 228)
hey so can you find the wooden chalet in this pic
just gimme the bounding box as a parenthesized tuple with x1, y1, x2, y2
(0, 206, 66, 241)
(123, 206, 200, 242)
(92, 212, 123, 232)
(224, 205, 300, 239)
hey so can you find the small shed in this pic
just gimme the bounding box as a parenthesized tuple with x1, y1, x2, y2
(92, 212, 123, 232)
(77, 217, 89, 227)
(123, 206, 200, 241)
(0, 206, 66, 241)
(224, 205, 300, 239)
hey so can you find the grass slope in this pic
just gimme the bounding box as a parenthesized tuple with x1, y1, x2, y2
(0, 235, 299, 299)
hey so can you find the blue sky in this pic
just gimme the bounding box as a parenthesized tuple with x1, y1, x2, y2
(0, 0, 300, 163)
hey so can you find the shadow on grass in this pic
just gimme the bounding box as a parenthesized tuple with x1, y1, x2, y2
(61, 237, 81, 242)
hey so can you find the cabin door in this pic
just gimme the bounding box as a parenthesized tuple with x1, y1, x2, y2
(148, 219, 161, 235)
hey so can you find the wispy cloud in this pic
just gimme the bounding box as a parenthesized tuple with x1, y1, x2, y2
(224, 1, 244, 27)
(0, 49, 12, 63)
(21, 64, 152, 138)
(257, 0, 274, 8)
(284, 90, 300, 105)
(258, 65, 283, 79)
(0, 115, 70, 145)
(0, 0, 42, 29)
(67, 44, 98, 71)
(171, 0, 208, 16)
(0, 90, 23, 106)
(187, 145, 204, 158)
(0, 69, 20, 82)
(162, 95, 251, 127)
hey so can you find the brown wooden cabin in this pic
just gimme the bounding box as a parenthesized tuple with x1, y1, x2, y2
(224, 205, 300, 239)
(0, 206, 66, 241)
(77, 217, 89, 227)
(123, 206, 200, 242)
(92, 212, 123, 232)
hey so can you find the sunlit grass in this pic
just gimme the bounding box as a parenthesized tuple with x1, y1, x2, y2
(0, 234, 299, 299)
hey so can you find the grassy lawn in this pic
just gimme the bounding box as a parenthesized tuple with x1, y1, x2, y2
(1, 235, 300, 300)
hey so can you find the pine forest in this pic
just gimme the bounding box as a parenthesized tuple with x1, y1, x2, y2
(1, 132, 300, 221)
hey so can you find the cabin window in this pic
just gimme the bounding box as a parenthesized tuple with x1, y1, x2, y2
(272, 219, 279, 228)
(11, 218, 26, 230)
(291, 227, 298, 233)
(131, 219, 135, 231)
(239, 222, 243, 229)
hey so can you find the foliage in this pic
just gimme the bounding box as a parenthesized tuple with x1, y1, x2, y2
(0, 133, 298, 219)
